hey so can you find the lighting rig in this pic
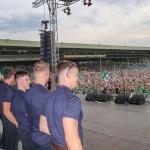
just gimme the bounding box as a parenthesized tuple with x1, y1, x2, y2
(32, 0, 93, 86)
(83, 0, 92, 6)
(63, 7, 71, 15)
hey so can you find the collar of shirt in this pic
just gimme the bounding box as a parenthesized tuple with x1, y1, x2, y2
(57, 85, 73, 93)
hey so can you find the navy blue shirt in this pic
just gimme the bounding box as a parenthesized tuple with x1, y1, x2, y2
(0, 81, 5, 113)
(11, 89, 30, 132)
(0, 81, 15, 114)
(25, 84, 52, 145)
(43, 86, 83, 148)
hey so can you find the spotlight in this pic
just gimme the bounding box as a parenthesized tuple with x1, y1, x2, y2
(83, 0, 89, 5)
(88, 0, 92, 6)
(63, 7, 71, 15)
(83, 0, 92, 6)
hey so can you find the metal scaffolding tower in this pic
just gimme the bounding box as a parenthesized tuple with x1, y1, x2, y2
(33, 0, 59, 77)
(32, 0, 92, 89)
(32, 0, 81, 77)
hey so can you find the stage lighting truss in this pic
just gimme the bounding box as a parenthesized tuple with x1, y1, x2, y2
(33, 0, 93, 15)
(63, 7, 71, 15)
(32, 0, 93, 82)
(61, 0, 92, 15)
(59, 0, 80, 7)
(83, 0, 92, 6)
(32, 0, 81, 8)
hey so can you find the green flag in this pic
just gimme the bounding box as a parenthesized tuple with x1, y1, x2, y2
(103, 71, 106, 78)
(103, 71, 109, 81)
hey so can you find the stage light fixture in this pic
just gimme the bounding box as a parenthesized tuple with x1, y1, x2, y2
(63, 7, 71, 15)
(83, 0, 92, 6)
(88, 0, 92, 6)
(83, 0, 88, 5)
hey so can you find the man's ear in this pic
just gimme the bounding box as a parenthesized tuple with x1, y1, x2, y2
(10, 75, 14, 81)
(66, 72, 71, 79)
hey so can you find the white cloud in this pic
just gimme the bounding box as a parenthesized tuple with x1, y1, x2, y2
(1, 0, 150, 46)
(0, 30, 39, 41)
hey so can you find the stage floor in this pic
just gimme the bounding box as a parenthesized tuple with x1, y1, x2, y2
(81, 94, 150, 150)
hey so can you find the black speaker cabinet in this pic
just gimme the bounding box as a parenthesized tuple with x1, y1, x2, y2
(96, 93, 110, 102)
(114, 94, 129, 104)
(94, 93, 99, 100)
(85, 93, 95, 101)
(129, 95, 145, 105)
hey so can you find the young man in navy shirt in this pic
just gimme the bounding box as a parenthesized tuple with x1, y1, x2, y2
(0, 67, 19, 150)
(25, 60, 53, 150)
(40, 60, 83, 150)
(11, 71, 36, 150)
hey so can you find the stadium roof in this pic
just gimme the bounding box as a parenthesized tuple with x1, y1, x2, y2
(1, 39, 150, 61)
(0, 39, 40, 47)
(1, 39, 150, 51)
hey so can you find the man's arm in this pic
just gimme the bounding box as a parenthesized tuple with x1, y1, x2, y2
(39, 115, 51, 135)
(63, 117, 83, 150)
(3, 102, 18, 127)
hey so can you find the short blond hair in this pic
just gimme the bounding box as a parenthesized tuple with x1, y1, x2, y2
(56, 60, 78, 80)
(33, 60, 49, 76)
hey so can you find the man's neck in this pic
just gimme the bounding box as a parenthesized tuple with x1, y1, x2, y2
(18, 86, 26, 92)
(59, 81, 72, 90)
(34, 80, 46, 87)
(4, 79, 11, 85)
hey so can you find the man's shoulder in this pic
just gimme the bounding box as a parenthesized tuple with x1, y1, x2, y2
(26, 85, 38, 96)
(3, 84, 14, 93)
(0, 81, 4, 84)
(10, 86, 17, 93)
(66, 94, 81, 106)
(0, 81, 7, 88)
(68, 93, 80, 100)
(43, 91, 53, 102)
(28, 84, 48, 94)
(0, 81, 5, 90)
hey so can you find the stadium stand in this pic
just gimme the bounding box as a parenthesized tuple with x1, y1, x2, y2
(0, 39, 150, 97)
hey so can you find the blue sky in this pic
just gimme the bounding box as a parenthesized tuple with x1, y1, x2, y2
(0, 0, 150, 46)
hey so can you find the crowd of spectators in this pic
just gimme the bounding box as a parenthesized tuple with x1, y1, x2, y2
(76, 63, 150, 95)
(1, 62, 150, 95)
